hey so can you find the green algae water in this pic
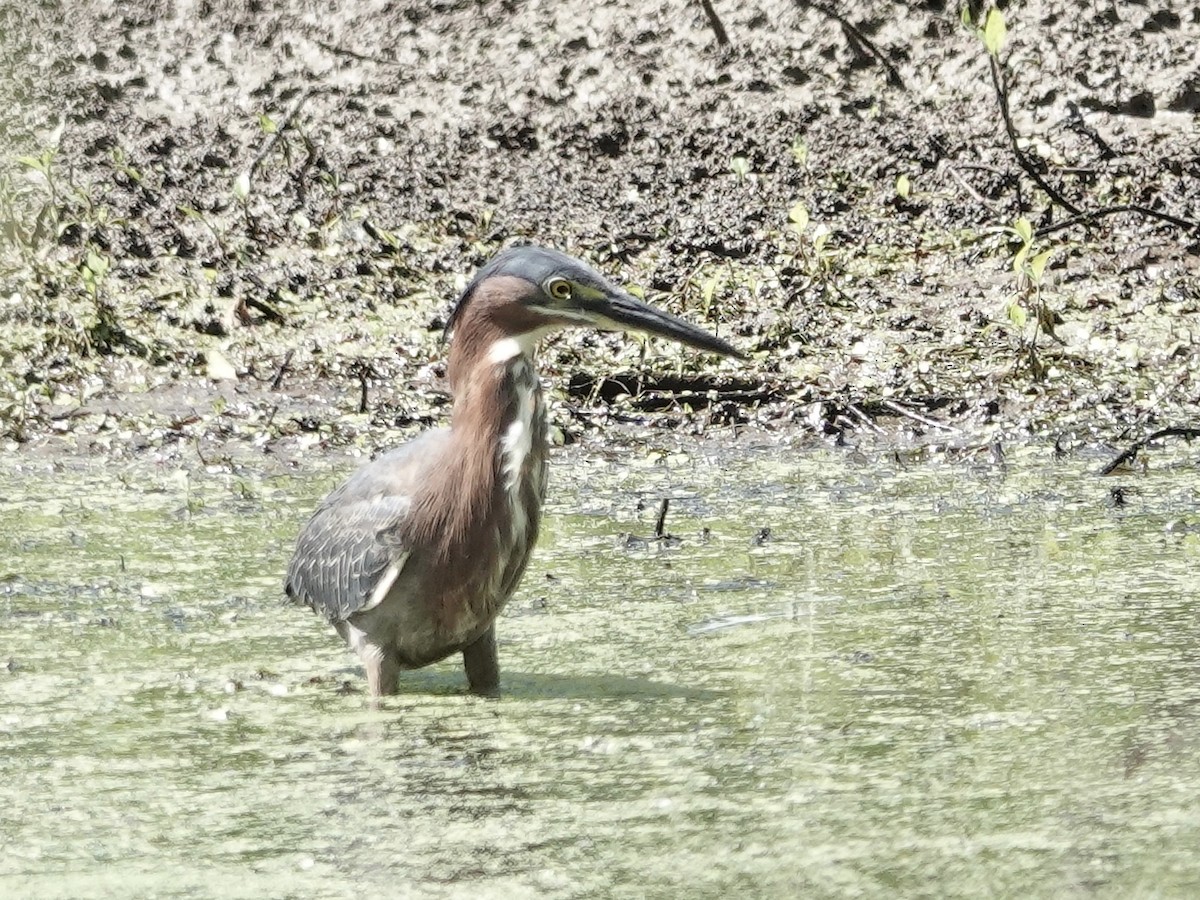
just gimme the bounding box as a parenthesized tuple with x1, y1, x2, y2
(2, 440, 1200, 898)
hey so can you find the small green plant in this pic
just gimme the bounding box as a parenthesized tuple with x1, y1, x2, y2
(1005, 216, 1058, 379)
(79, 249, 109, 298)
(17, 149, 58, 198)
(788, 201, 809, 234)
(963, 5, 1006, 55)
(108, 147, 143, 187)
(786, 200, 837, 280)
(11, 145, 122, 248)
(730, 155, 750, 182)
(15, 149, 63, 245)
(700, 273, 720, 320)
(790, 137, 809, 167)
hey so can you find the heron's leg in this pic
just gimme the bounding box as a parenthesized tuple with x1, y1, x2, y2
(462, 625, 500, 697)
(363, 645, 401, 698)
(336, 619, 400, 698)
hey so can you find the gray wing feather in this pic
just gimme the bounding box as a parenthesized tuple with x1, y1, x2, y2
(284, 430, 450, 623)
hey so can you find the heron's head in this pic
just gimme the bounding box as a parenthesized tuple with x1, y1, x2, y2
(445, 245, 744, 364)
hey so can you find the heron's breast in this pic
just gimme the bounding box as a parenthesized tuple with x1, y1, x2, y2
(497, 364, 548, 567)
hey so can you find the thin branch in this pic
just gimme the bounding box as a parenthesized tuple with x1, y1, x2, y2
(797, 1, 905, 89)
(880, 399, 958, 432)
(1114, 364, 1194, 443)
(845, 402, 886, 435)
(1099, 427, 1200, 476)
(248, 90, 312, 181)
(314, 40, 388, 64)
(989, 53, 1200, 236)
(988, 55, 1081, 216)
(654, 498, 670, 538)
(940, 161, 1003, 208)
(696, 0, 730, 47)
(271, 349, 294, 391)
(1036, 204, 1200, 238)
(1064, 101, 1118, 161)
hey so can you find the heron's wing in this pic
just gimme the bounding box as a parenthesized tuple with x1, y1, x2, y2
(284, 430, 450, 623)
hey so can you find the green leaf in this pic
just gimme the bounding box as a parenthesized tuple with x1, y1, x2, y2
(1012, 217, 1033, 245)
(85, 251, 109, 279)
(812, 225, 830, 254)
(983, 8, 1007, 56)
(790, 137, 808, 166)
(1029, 249, 1053, 283)
(1012, 246, 1029, 274)
(895, 174, 911, 199)
(1007, 301, 1027, 328)
(730, 156, 750, 180)
(18, 151, 54, 176)
(788, 201, 809, 232)
(258, 114, 277, 134)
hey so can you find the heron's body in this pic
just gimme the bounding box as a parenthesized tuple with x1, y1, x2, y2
(285, 247, 741, 698)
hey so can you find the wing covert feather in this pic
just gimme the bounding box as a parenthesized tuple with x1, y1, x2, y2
(284, 430, 450, 622)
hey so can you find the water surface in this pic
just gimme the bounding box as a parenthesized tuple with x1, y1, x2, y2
(2, 440, 1199, 898)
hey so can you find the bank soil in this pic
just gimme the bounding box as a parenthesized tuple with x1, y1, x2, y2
(1, 1, 1198, 467)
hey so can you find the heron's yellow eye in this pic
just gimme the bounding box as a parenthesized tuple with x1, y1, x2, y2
(547, 278, 572, 301)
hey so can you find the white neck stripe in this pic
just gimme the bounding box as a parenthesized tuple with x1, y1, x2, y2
(488, 336, 525, 364)
(487, 328, 552, 364)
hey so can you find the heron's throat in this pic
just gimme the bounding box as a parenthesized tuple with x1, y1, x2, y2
(415, 352, 547, 575)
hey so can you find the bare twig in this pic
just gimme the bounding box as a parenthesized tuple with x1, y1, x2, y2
(1064, 101, 1118, 161)
(248, 90, 312, 181)
(988, 52, 1200, 236)
(940, 161, 1002, 208)
(242, 295, 286, 325)
(1099, 427, 1200, 476)
(271, 350, 294, 391)
(696, 0, 730, 46)
(1036, 204, 1200, 238)
(350, 362, 375, 414)
(797, 1, 905, 89)
(1113, 364, 1194, 443)
(314, 40, 387, 64)
(988, 55, 1081, 216)
(654, 498, 670, 538)
(880, 399, 958, 432)
(845, 402, 886, 435)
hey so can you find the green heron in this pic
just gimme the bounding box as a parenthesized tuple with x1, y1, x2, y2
(285, 246, 742, 698)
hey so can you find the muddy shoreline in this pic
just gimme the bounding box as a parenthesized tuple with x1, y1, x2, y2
(1, 1, 1198, 466)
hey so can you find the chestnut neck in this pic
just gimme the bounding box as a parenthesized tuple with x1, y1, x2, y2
(408, 280, 546, 569)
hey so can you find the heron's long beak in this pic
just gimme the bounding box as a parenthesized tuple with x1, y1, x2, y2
(583, 289, 746, 359)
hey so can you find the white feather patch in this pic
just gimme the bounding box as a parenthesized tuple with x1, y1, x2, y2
(363, 553, 408, 611)
(488, 336, 524, 364)
(500, 383, 536, 496)
(488, 328, 553, 364)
